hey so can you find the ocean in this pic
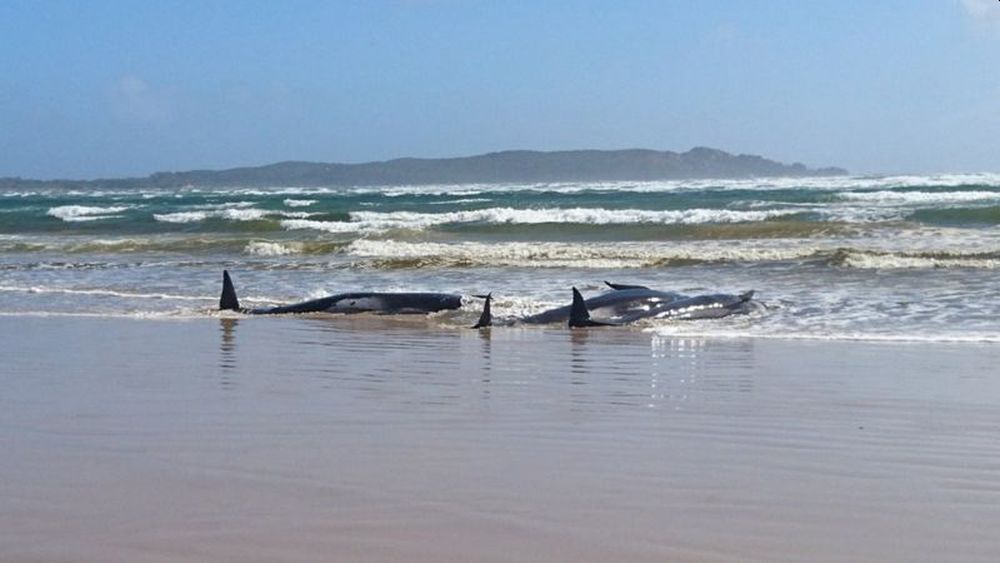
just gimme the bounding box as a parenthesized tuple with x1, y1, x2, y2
(1, 174, 998, 341)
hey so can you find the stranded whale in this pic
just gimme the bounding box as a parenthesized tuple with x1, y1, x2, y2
(519, 282, 686, 324)
(568, 286, 756, 327)
(219, 270, 463, 315)
(218, 271, 756, 327)
(472, 282, 758, 328)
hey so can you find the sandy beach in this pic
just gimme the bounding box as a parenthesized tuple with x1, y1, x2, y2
(6, 1, 1000, 561)
(2, 315, 998, 562)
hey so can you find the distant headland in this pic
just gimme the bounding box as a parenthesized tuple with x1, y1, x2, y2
(1, 147, 846, 189)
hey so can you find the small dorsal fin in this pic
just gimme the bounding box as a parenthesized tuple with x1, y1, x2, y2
(472, 293, 492, 328)
(604, 281, 650, 291)
(219, 270, 241, 311)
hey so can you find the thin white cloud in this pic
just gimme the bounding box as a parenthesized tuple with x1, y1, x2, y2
(961, 0, 1000, 20)
(109, 75, 174, 124)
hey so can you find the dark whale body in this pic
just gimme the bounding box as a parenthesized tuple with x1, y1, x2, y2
(572, 287, 756, 327)
(218, 271, 755, 327)
(521, 285, 686, 324)
(472, 282, 757, 328)
(219, 270, 462, 315)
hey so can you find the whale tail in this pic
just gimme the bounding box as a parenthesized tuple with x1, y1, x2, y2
(220, 270, 241, 311)
(471, 293, 493, 328)
(569, 287, 616, 328)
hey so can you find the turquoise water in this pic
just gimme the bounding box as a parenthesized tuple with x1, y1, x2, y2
(2, 174, 998, 341)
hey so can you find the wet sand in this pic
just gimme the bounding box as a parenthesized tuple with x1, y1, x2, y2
(1, 315, 999, 562)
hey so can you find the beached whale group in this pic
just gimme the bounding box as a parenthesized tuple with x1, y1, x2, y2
(219, 270, 758, 328)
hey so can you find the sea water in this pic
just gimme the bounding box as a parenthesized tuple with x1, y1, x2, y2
(1, 174, 998, 341)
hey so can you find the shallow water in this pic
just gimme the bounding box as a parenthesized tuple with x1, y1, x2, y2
(2, 174, 1000, 341)
(2, 317, 999, 562)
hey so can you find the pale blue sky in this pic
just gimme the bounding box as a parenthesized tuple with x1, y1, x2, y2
(1, 0, 999, 179)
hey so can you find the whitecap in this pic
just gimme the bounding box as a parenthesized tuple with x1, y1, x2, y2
(244, 241, 302, 256)
(345, 239, 824, 269)
(47, 205, 131, 222)
(836, 190, 1000, 205)
(280, 219, 362, 233)
(153, 208, 275, 223)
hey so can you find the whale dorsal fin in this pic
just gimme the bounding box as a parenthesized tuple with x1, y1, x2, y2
(220, 270, 241, 311)
(569, 287, 615, 328)
(604, 281, 650, 291)
(472, 293, 492, 328)
(569, 287, 590, 327)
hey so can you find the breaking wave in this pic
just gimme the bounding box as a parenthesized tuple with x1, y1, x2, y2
(244, 241, 302, 256)
(154, 208, 314, 223)
(47, 205, 132, 222)
(342, 240, 1000, 270)
(281, 207, 800, 234)
(283, 199, 317, 207)
(829, 249, 999, 269)
(836, 190, 1000, 204)
(344, 239, 816, 268)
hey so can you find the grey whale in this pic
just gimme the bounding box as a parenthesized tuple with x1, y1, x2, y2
(219, 270, 463, 315)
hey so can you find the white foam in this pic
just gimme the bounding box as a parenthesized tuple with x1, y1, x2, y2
(343, 238, 1000, 270)
(648, 326, 1000, 343)
(153, 208, 308, 223)
(346, 239, 824, 268)
(338, 207, 797, 231)
(47, 205, 131, 222)
(836, 190, 1000, 205)
(190, 201, 258, 210)
(427, 198, 494, 205)
(220, 208, 268, 221)
(18, 172, 1000, 203)
(836, 251, 998, 270)
(0, 310, 205, 320)
(244, 241, 302, 256)
(280, 218, 362, 233)
(153, 211, 211, 223)
(0, 285, 212, 301)
(283, 199, 317, 207)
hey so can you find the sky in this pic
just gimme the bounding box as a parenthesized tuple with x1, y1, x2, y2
(1, 0, 999, 179)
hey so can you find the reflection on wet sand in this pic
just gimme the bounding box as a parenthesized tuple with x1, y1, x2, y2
(4, 316, 1000, 562)
(650, 336, 757, 405)
(476, 328, 492, 398)
(211, 316, 762, 412)
(219, 318, 240, 385)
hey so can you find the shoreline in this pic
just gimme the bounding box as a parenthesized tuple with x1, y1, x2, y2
(1, 311, 998, 345)
(3, 316, 999, 561)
